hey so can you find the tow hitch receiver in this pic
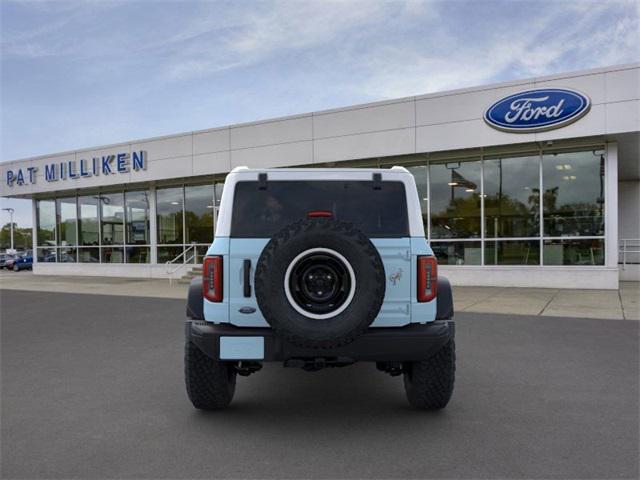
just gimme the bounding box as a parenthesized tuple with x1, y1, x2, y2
(284, 357, 355, 371)
(234, 362, 262, 376)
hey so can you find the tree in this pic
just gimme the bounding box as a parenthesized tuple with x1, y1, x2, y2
(0, 223, 32, 251)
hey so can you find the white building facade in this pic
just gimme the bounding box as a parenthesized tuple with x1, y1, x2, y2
(1, 63, 638, 289)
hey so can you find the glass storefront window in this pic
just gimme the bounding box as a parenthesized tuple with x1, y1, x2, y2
(58, 247, 76, 263)
(56, 197, 77, 246)
(29, 149, 607, 269)
(543, 238, 604, 265)
(126, 246, 150, 264)
(214, 182, 225, 217)
(36, 200, 56, 246)
(484, 240, 540, 265)
(185, 184, 214, 244)
(36, 190, 154, 264)
(101, 247, 124, 263)
(78, 196, 99, 246)
(430, 159, 481, 239)
(101, 193, 124, 245)
(78, 247, 99, 263)
(542, 150, 605, 237)
(407, 166, 429, 235)
(37, 246, 56, 262)
(196, 245, 210, 264)
(158, 246, 184, 264)
(431, 241, 481, 265)
(157, 187, 184, 244)
(125, 190, 150, 245)
(484, 155, 540, 238)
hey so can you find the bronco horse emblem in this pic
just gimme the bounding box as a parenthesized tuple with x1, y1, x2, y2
(389, 268, 403, 286)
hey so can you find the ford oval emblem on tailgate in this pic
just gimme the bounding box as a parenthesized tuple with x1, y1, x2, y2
(239, 306, 256, 314)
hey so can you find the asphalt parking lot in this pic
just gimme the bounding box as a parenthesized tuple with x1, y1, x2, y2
(1, 290, 638, 479)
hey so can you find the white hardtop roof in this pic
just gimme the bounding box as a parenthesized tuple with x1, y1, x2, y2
(229, 166, 410, 175)
(215, 165, 425, 237)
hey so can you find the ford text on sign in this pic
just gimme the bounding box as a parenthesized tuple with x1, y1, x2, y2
(484, 88, 591, 133)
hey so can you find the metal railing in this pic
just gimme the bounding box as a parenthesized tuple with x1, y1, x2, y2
(619, 239, 640, 269)
(166, 243, 198, 283)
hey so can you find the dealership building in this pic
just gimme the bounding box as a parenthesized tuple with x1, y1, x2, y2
(1, 63, 638, 289)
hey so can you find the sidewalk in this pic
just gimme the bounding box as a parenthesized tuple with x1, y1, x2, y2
(1, 271, 638, 320)
(454, 283, 639, 320)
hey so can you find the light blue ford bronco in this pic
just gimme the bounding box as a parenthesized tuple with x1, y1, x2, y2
(185, 167, 455, 410)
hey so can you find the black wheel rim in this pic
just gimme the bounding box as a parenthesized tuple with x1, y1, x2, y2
(289, 252, 351, 316)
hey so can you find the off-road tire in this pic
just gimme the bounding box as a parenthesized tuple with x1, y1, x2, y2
(12, 264, 19, 272)
(254, 218, 385, 349)
(184, 341, 237, 410)
(403, 339, 456, 409)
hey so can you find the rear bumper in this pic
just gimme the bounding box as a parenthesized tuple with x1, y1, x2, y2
(186, 320, 454, 362)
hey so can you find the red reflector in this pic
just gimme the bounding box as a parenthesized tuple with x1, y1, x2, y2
(307, 210, 333, 218)
(417, 255, 437, 302)
(203, 256, 223, 302)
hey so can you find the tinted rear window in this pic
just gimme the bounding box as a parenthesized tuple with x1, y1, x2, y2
(231, 180, 409, 238)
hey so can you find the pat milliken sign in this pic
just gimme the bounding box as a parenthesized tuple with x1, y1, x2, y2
(5, 150, 147, 187)
(484, 88, 591, 133)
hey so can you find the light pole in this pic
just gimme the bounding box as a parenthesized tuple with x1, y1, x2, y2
(2, 207, 15, 251)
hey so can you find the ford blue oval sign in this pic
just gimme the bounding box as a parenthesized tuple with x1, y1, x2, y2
(484, 88, 591, 133)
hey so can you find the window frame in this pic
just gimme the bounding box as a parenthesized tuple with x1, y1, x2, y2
(35, 189, 154, 264)
(418, 145, 606, 267)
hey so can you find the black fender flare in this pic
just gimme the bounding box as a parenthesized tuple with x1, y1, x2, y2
(186, 277, 204, 320)
(436, 276, 454, 320)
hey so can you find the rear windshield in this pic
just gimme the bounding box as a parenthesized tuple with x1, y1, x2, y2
(231, 180, 409, 238)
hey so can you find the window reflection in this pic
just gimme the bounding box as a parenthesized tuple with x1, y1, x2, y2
(125, 191, 150, 245)
(544, 238, 604, 265)
(214, 182, 225, 225)
(157, 187, 184, 244)
(407, 166, 429, 235)
(485, 240, 540, 265)
(185, 184, 214, 244)
(37, 200, 56, 246)
(78, 196, 99, 246)
(126, 246, 150, 263)
(37, 247, 56, 262)
(158, 246, 184, 264)
(431, 241, 481, 265)
(484, 155, 540, 238)
(101, 246, 124, 263)
(542, 150, 605, 237)
(58, 247, 76, 263)
(78, 247, 99, 263)
(29, 149, 607, 269)
(100, 193, 124, 245)
(430, 160, 481, 239)
(56, 197, 77, 246)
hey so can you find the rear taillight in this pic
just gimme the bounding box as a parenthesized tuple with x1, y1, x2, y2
(307, 210, 333, 218)
(203, 256, 223, 302)
(417, 255, 437, 302)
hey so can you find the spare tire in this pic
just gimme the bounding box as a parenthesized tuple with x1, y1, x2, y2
(254, 218, 385, 349)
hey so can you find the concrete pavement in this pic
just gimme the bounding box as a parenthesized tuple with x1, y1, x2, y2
(1, 290, 638, 479)
(453, 282, 639, 320)
(1, 270, 638, 320)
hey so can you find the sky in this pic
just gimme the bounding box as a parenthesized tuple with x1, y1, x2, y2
(1, 0, 639, 227)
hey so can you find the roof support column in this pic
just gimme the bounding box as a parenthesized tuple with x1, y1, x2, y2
(149, 185, 157, 264)
(31, 198, 37, 268)
(605, 142, 618, 279)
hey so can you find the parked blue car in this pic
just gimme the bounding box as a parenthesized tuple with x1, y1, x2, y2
(11, 251, 33, 271)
